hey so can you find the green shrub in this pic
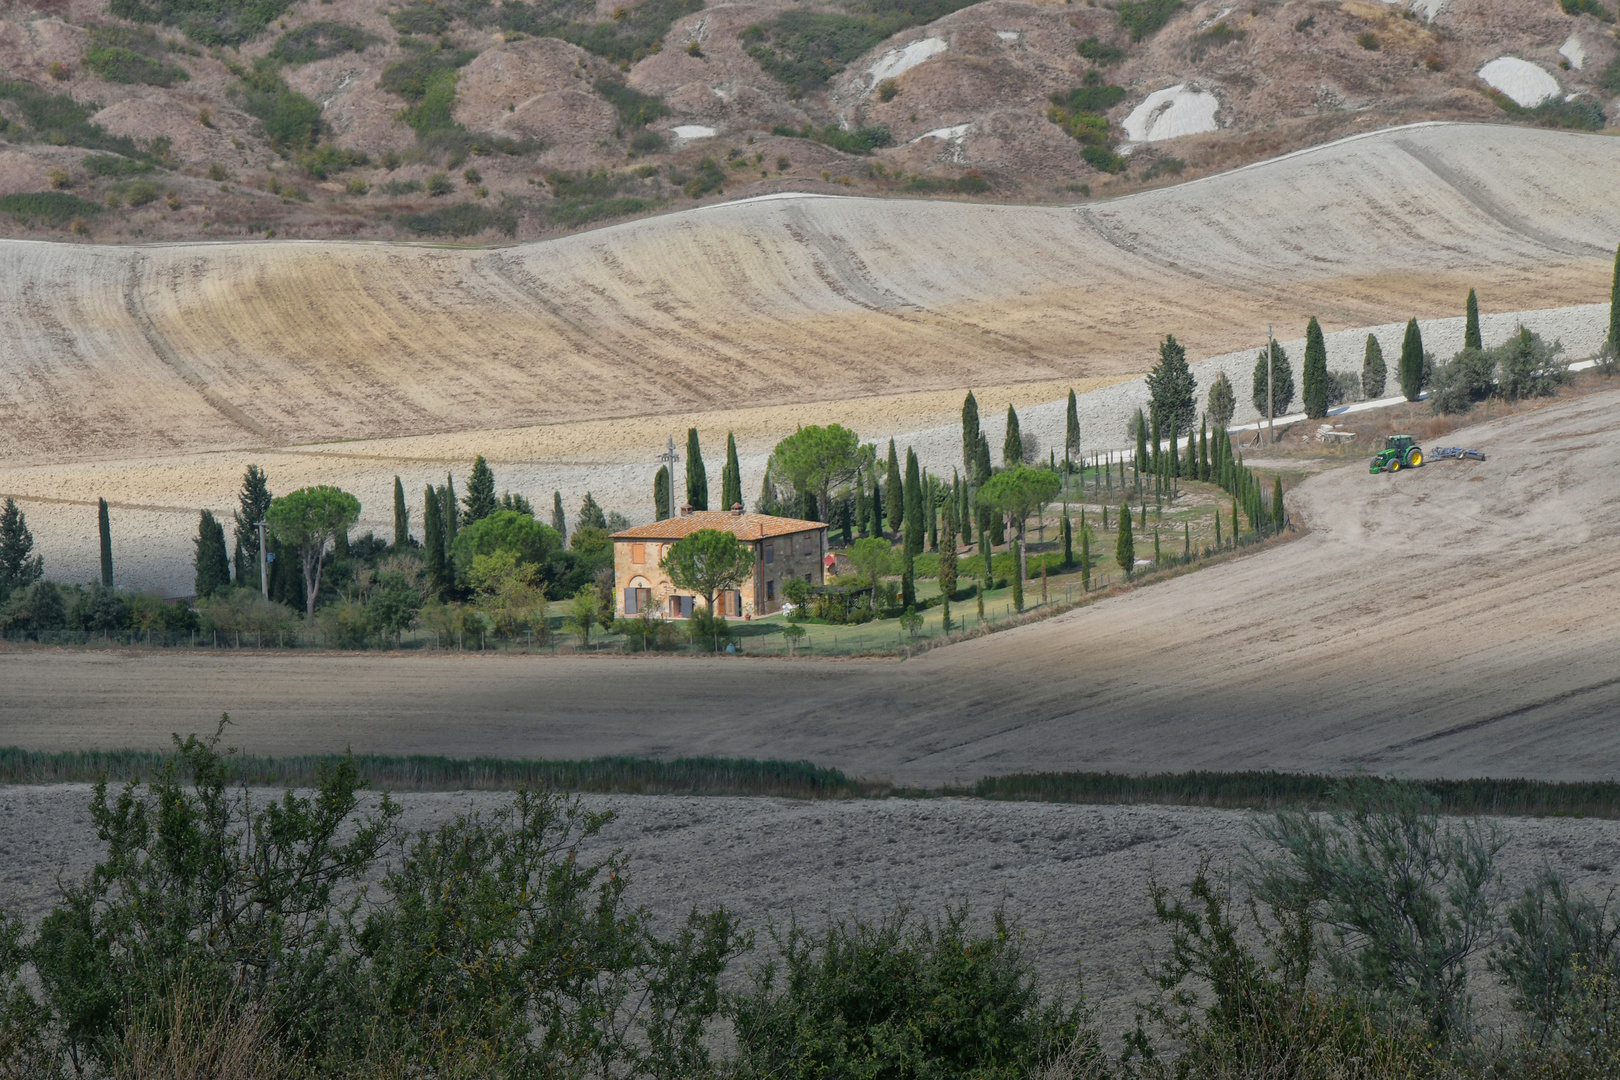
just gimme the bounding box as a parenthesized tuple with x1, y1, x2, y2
(269, 21, 377, 64)
(682, 156, 726, 197)
(80, 153, 152, 177)
(108, 0, 299, 45)
(741, 0, 979, 95)
(628, 128, 665, 153)
(1082, 144, 1127, 173)
(0, 81, 145, 157)
(381, 177, 424, 195)
(399, 200, 517, 236)
(904, 169, 990, 194)
(770, 122, 893, 154)
(496, 0, 702, 65)
(1116, 0, 1181, 41)
(124, 180, 160, 206)
(1561, 0, 1615, 21)
(1601, 55, 1620, 92)
(0, 191, 104, 225)
(232, 62, 322, 151)
(389, 2, 450, 33)
(83, 31, 190, 87)
(1076, 35, 1126, 63)
(424, 171, 454, 196)
(593, 76, 670, 129)
(730, 907, 1089, 1080)
(1139, 154, 1184, 179)
(295, 143, 367, 178)
(1048, 75, 1127, 170)
(1189, 19, 1243, 59)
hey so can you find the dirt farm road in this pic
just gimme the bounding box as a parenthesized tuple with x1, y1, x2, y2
(4, 388, 1619, 786)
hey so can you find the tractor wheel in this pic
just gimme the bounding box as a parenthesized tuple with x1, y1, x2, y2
(1369, 457, 1382, 473)
(1388, 457, 1401, 473)
(1406, 447, 1423, 468)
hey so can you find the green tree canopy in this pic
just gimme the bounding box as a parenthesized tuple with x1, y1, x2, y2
(660, 528, 754, 613)
(1301, 316, 1329, 420)
(451, 509, 563, 585)
(232, 464, 272, 587)
(1465, 288, 1482, 352)
(722, 432, 742, 512)
(772, 424, 860, 523)
(1002, 405, 1023, 467)
(1362, 334, 1387, 399)
(1116, 501, 1134, 580)
(463, 455, 497, 523)
(686, 428, 708, 511)
(1146, 333, 1197, 436)
(847, 536, 894, 603)
(961, 391, 980, 473)
(194, 510, 230, 599)
(1207, 370, 1235, 429)
(1251, 341, 1295, 418)
(1399, 318, 1426, 402)
(266, 485, 361, 621)
(976, 467, 1061, 544)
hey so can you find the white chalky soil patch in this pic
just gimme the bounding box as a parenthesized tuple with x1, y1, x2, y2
(912, 122, 973, 142)
(1122, 83, 1220, 143)
(670, 124, 717, 140)
(1478, 57, 1559, 107)
(866, 37, 946, 87)
(1560, 36, 1585, 71)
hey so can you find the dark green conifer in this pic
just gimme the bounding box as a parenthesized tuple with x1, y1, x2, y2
(1363, 334, 1387, 398)
(685, 429, 708, 510)
(441, 475, 458, 551)
(1011, 542, 1023, 612)
(1399, 318, 1425, 401)
(98, 497, 113, 587)
(1062, 515, 1073, 567)
(654, 466, 671, 521)
(1273, 475, 1286, 532)
(552, 491, 566, 541)
(1302, 316, 1329, 419)
(423, 486, 445, 594)
(463, 456, 497, 523)
(1003, 405, 1023, 467)
(232, 465, 272, 590)
(1465, 288, 1482, 351)
(393, 477, 410, 548)
(902, 546, 916, 608)
(885, 440, 904, 534)
(962, 391, 980, 473)
(193, 510, 230, 598)
(1065, 389, 1080, 468)
(1116, 503, 1134, 580)
(853, 468, 868, 536)
(1080, 518, 1091, 591)
(722, 432, 741, 511)
(904, 449, 923, 556)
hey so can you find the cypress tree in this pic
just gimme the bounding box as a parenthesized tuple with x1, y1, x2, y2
(1079, 519, 1091, 591)
(1465, 288, 1482, 351)
(1273, 475, 1286, 532)
(578, 492, 607, 531)
(1302, 316, 1329, 419)
(1062, 515, 1073, 567)
(904, 449, 923, 556)
(552, 491, 566, 540)
(1198, 419, 1209, 482)
(1, 498, 42, 601)
(232, 537, 244, 586)
(1103, 503, 1108, 530)
(939, 498, 958, 597)
(1149, 410, 1161, 476)
(959, 473, 972, 545)
(423, 486, 446, 594)
(1116, 503, 1134, 580)
(885, 440, 903, 534)
(1065, 389, 1080, 468)
(1168, 425, 1180, 481)
(1135, 409, 1148, 483)
(685, 429, 708, 510)
(1610, 243, 1620, 357)
(870, 473, 884, 537)
(193, 510, 230, 598)
(654, 466, 671, 520)
(989, 503, 1005, 546)
(393, 477, 410, 547)
(232, 465, 272, 591)
(98, 497, 113, 587)
(1153, 528, 1160, 566)
(926, 475, 938, 551)
(441, 476, 458, 552)
(962, 391, 981, 474)
(1399, 318, 1425, 401)
(1363, 334, 1387, 398)
(902, 546, 916, 608)
(1214, 504, 1222, 547)
(464, 456, 497, 523)
(983, 521, 994, 583)
(722, 432, 741, 511)
(853, 468, 868, 536)
(1011, 542, 1024, 612)
(1003, 405, 1023, 467)
(1184, 521, 1190, 560)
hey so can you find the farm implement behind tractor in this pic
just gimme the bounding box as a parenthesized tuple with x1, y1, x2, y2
(1432, 446, 1487, 462)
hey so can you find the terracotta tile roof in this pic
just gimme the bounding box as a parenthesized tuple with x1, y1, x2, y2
(611, 511, 827, 542)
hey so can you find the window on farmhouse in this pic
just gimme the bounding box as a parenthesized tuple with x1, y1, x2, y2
(766, 579, 775, 601)
(631, 543, 645, 565)
(764, 543, 774, 564)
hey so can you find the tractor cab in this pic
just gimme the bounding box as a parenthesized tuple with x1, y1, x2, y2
(1371, 434, 1423, 474)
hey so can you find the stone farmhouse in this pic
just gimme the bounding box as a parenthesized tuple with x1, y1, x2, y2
(611, 505, 829, 620)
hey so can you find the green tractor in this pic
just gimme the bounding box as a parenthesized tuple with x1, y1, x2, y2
(1370, 435, 1424, 474)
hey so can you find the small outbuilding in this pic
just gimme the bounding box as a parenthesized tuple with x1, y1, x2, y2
(611, 504, 828, 620)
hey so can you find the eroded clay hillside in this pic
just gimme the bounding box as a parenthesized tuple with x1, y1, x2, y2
(0, 0, 1612, 242)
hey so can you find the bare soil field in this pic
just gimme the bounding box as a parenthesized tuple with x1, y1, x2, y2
(5, 785, 1620, 1036)
(2, 122, 1617, 592)
(5, 385, 1620, 786)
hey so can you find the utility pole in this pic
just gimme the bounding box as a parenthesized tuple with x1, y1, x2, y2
(258, 520, 270, 600)
(1267, 323, 1276, 445)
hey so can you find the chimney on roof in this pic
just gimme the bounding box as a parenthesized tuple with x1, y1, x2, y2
(731, 502, 743, 516)
(680, 503, 693, 517)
